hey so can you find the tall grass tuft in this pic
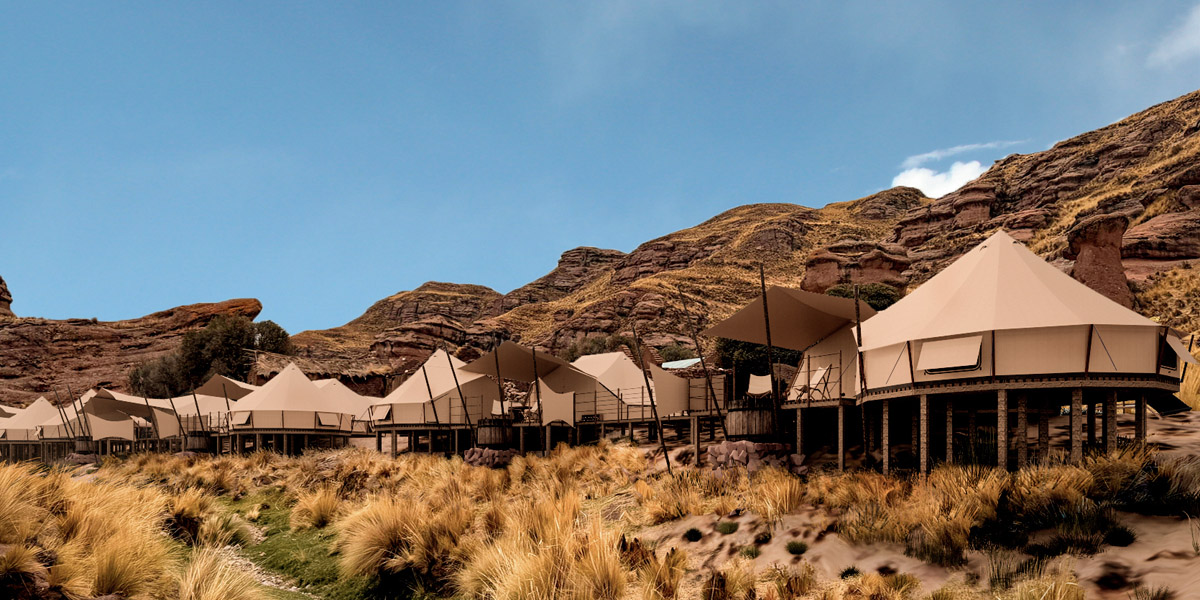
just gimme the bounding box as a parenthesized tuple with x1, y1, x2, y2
(290, 486, 342, 530)
(179, 547, 268, 600)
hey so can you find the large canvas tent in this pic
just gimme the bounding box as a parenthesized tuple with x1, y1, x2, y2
(371, 349, 497, 426)
(857, 230, 1193, 394)
(194, 374, 258, 401)
(0, 397, 60, 442)
(462, 341, 619, 425)
(229, 363, 355, 432)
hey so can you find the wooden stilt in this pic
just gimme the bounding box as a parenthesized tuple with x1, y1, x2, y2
(1017, 393, 1028, 468)
(795, 408, 803, 456)
(1070, 389, 1083, 463)
(837, 404, 845, 472)
(919, 394, 929, 475)
(882, 400, 890, 475)
(1038, 402, 1050, 460)
(1135, 393, 1147, 443)
(944, 400, 953, 464)
(997, 389, 1008, 471)
(1104, 390, 1117, 454)
(1087, 401, 1096, 447)
(691, 416, 700, 466)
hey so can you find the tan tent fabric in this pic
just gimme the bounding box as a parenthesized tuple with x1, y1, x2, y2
(194, 374, 259, 400)
(572, 352, 656, 407)
(915, 335, 983, 371)
(747, 374, 773, 396)
(0, 404, 22, 419)
(859, 230, 1156, 351)
(0, 397, 58, 441)
(230, 363, 354, 431)
(372, 349, 497, 425)
(647, 364, 689, 416)
(462, 341, 572, 382)
(315, 379, 374, 420)
(1167, 334, 1199, 365)
(537, 384, 575, 425)
(703, 286, 876, 352)
(37, 398, 87, 440)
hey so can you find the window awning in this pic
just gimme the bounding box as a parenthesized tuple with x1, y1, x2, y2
(747, 374, 773, 396)
(231, 411, 252, 426)
(916, 335, 983, 371)
(370, 405, 391, 421)
(317, 412, 341, 427)
(1166, 335, 1199, 365)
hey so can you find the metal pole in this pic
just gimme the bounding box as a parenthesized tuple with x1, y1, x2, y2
(419, 364, 441, 426)
(530, 345, 543, 418)
(631, 319, 672, 476)
(758, 264, 782, 440)
(142, 396, 161, 439)
(66, 384, 91, 439)
(442, 344, 475, 446)
(166, 396, 186, 438)
(854, 286, 867, 396)
(492, 337, 507, 414)
(678, 290, 727, 437)
(191, 391, 210, 434)
(52, 389, 77, 441)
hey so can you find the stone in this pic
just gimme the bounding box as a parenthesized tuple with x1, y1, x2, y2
(0, 275, 11, 318)
(1122, 210, 1200, 260)
(1066, 211, 1134, 307)
(800, 239, 910, 293)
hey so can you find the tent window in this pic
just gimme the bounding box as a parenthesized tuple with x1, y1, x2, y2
(1164, 335, 1197, 370)
(917, 335, 983, 374)
(317, 412, 341, 427)
(231, 412, 252, 426)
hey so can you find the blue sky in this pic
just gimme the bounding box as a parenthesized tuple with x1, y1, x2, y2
(3, 2, 1200, 333)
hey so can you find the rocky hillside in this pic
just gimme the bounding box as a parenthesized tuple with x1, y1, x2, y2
(296, 89, 1200, 370)
(0, 297, 261, 406)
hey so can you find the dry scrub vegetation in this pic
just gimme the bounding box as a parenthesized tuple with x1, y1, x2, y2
(5, 441, 1200, 599)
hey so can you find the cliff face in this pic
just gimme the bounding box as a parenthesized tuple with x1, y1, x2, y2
(0, 298, 262, 406)
(295, 90, 1200, 368)
(0, 276, 12, 318)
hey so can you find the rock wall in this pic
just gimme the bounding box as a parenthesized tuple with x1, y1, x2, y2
(800, 239, 911, 293)
(0, 276, 11, 318)
(0, 298, 262, 406)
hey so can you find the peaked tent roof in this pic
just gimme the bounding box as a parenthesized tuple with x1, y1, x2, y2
(859, 230, 1158, 351)
(314, 378, 374, 418)
(1, 397, 59, 430)
(380, 349, 487, 405)
(194, 374, 259, 400)
(234, 363, 352, 415)
(0, 404, 22, 419)
(461, 341, 573, 382)
(572, 352, 651, 394)
(703, 286, 876, 352)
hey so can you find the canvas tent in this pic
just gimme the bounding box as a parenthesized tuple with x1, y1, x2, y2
(857, 230, 1190, 394)
(57, 389, 181, 441)
(0, 397, 59, 441)
(371, 349, 497, 426)
(462, 341, 620, 425)
(194, 374, 258, 401)
(229, 363, 355, 432)
(0, 404, 21, 419)
(37, 392, 91, 441)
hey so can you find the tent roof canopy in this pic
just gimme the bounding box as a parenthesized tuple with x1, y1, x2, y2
(380, 349, 487, 406)
(859, 230, 1158, 351)
(702, 286, 876, 352)
(233, 363, 353, 416)
(3, 397, 60, 430)
(571, 352, 650, 394)
(194, 374, 258, 400)
(462, 341, 572, 382)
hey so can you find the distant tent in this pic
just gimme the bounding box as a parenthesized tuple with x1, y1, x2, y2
(229, 363, 355, 431)
(703, 286, 876, 352)
(0, 397, 59, 441)
(194, 374, 259, 401)
(0, 404, 22, 419)
(857, 230, 1191, 400)
(37, 392, 91, 441)
(371, 349, 497, 425)
(463, 341, 619, 425)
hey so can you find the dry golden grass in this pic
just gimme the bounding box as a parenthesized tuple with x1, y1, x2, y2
(290, 486, 342, 530)
(178, 547, 268, 600)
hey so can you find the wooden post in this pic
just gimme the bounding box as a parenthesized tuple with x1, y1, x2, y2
(997, 389, 1008, 471)
(375, 431, 382, 452)
(945, 400, 954, 465)
(519, 425, 526, 454)
(919, 394, 929, 475)
(691, 416, 701, 466)
(492, 337, 507, 414)
(1017, 393, 1028, 468)
(967, 408, 977, 450)
(1070, 389, 1083, 463)
(390, 432, 398, 458)
(795, 408, 803, 455)
(837, 404, 846, 472)
(1038, 402, 1050, 460)
(1087, 401, 1096, 447)
(420, 365, 441, 426)
(631, 319, 672, 476)
(758, 264, 782, 440)
(1104, 390, 1117, 454)
(1135, 393, 1147, 443)
(882, 399, 890, 475)
(678, 290, 727, 436)
(544, 424, 551, 457)
(443, 343, 475, 447)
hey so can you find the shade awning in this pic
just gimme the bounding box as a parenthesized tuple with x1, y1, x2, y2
(703, 286, 876, 352)
(1166, 335, 1199, 365)
(747, 374, 773, 396)
(462, 341, 572, 382)
(916, 335, 983, 371)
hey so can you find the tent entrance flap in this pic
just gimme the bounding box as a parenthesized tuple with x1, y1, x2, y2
(1166, 335, 1199, 366)
(917, 335, 983, 373)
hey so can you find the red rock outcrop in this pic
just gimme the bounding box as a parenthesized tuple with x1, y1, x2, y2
(801, 240, 911, 293)
(1066, 212, 1134, 307)
(0, 276, 11, 318)
(1123, 210, 1200, 260)
(0, 298, 262, 406)
(494, 247, 625, 312)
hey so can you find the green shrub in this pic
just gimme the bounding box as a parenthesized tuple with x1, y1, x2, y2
(785, 540, 808, 555)
(1104, 524, 1137, 547)
(683, 528, 702, 542)
(738, 546, 761, 559)
(716, 521, 739, 535)
(839, 566, 860, 579)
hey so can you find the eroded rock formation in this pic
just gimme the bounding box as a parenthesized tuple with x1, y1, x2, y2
(801, 239, 911, 293)
(0, 276, 11, 318)
(0, 298, 261, 406)
(1066, 212, 1134, 307)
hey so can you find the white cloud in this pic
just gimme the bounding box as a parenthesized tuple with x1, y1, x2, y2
(1149, 3, 1200, 66)
(900, 140, 1022, 169)
(891, 161, 987, 198)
